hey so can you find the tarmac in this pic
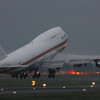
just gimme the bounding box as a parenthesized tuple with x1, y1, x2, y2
(0, 85, 100, 95)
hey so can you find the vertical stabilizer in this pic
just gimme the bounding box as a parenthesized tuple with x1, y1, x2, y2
(0, 44, 7, 60)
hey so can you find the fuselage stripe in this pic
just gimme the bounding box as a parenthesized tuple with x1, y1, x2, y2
(21, 39, 67, 65)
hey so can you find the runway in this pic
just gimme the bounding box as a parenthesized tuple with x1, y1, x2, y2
(0, 85, 100, 94)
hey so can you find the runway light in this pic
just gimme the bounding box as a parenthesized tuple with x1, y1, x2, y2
(43, 84, 46, 88)
(1, 89, 3, 91)
(43, 72, 46, 75)
(32, 81, 35, 86)
(92, 82, 95, 86)
(76, 72, 80, 75)
(56, 72, 59, 75)
(83, 88, 86, 92)
(72, 71, 75, 75)
(36, 72, 39, 75)
(29, 73, 33, 75)
(96, 72, 99, 74)
(63, 86, 66, 89)
(13, 91, 16, 94)
(33, 87, 36, 90)
(24, 73, 26, 75)
(80, 72, 84, 75)
(90, 85, 93, 88)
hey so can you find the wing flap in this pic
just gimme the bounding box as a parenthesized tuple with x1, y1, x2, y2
(52, 52, 100, 66)
(41, 61, 65, 69)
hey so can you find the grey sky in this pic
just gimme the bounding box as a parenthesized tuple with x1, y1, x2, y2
(0, 0, 100, 55)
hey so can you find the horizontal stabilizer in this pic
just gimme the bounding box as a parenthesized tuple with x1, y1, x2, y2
(0, 44, 7, 61)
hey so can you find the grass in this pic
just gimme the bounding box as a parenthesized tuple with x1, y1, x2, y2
(0, 74, 100, 87)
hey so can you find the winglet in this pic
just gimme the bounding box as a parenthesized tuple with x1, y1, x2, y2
(0, 44, 7, 61)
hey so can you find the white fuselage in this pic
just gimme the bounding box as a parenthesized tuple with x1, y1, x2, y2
(0, 27, 68, 74)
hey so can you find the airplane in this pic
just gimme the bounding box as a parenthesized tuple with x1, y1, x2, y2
(0, 27, 100, 79)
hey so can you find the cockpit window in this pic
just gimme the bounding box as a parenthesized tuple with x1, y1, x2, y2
(61, 34, 66, 40)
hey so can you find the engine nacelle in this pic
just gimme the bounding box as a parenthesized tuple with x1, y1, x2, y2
(94, 60, 100, 67)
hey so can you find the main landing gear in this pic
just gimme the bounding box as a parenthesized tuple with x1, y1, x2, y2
(11, 73, 28, 79)
(48, 69, 56, 79)
(20, 72, 28, 79)
(12, 74, 18, 78)
(33, 71, 41, 79)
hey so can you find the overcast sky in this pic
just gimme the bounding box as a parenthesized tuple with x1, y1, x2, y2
(0, 0, 100, 55)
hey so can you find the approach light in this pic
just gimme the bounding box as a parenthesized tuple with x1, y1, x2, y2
(43, 72, 46, 75)
(1, 89, 3, 91)
(76, 72, 80, 75)
(71, 71, 75, 75)
(80, 72, 84, 75)
(13, 91, 16, 94)
(92, 82, 95, 86)
(83, 88, 86, 92)
(32, 81, 35, 86)
(36, 72, 39, 75)
(24, 73, 26, 75)
(56, 72, 59, 75)
(63, 86, 66, 89)
(43, 84, 46, 87)
(90, 85, 93, 88)
(96, 72, 99, 74)
(33, 87, 36, 90)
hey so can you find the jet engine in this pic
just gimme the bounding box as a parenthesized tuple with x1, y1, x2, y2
(94, 60, 100, 67)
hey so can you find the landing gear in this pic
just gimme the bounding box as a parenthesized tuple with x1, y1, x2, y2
(48, 69, 55, 79)
(33, 71, 41, 79)
(20, 73, 28, 79)
(12, 74, 18, 78)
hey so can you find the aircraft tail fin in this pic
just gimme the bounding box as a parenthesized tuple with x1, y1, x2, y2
(0, 44, 7, 61)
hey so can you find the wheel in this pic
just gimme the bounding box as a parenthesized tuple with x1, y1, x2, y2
(36, 73, 41, 79)
(51, 74, 55, 78)
(12, 75, 14, 78)
(53, 70, 56, 74)
(12, 74, 18, 78)
(48, 74, 51, 78)
(15, 75, 18, 78)
(24, 76, 27, 79)
(48, 69, 52, 74)
(33, 74, 36, 79)
(20, 74, 23, 79)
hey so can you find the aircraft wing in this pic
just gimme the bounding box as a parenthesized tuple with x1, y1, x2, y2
(52, 52, 100, 68)
(40, 60, 65, 69)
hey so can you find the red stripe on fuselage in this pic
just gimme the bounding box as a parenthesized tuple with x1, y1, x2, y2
(21, 39, 67, 65)
(0, 39, 67, 73)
